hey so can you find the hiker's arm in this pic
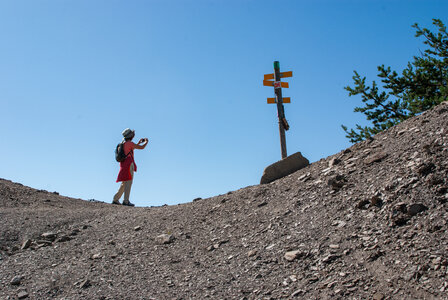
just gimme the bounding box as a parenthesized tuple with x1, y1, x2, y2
(135, 138, 148, 149)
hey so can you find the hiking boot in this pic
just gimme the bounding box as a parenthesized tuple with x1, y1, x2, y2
(112, 201, 121, 205)
(122, 201, 135, 207)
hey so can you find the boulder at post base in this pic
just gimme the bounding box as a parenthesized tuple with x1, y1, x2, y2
(260, 151, 309, 184)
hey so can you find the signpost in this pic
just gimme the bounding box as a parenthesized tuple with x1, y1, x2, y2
(263, 61, 292, 159)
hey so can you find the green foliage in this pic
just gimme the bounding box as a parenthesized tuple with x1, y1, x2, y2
(343, 19, 448, 143)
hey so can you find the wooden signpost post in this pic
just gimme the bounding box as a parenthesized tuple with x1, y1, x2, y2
(263, 61, 292, 159)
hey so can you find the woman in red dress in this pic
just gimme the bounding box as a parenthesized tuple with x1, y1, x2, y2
(113, 128, 148, 206)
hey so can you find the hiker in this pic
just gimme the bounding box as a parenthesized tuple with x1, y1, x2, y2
(113, 128, 149, 206)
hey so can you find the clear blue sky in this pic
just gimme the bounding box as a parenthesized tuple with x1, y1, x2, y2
(1, 0, 447, 206)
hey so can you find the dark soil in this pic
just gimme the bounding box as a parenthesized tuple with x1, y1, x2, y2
(1, 102, 448, 299)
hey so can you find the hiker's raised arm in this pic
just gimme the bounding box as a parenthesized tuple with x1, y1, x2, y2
(135, 138, 148, 149)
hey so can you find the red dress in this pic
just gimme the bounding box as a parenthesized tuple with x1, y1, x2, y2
(116, 142, 137, 182)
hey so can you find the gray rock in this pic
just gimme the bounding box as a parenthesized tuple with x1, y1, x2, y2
(329, 157, 341, 167)
(10, 275, 22, 285)
(56, 235, 71, 243)
(356, 199, 370, 209)
(407, 203, 428, 216)
(373, 293, 385, 300)
(322, 254, 340, 264)
(392, 215, 410, 227)
(328, 174, 346, 191)
(36, 240, 53, 246)
(69, 229, 80, 236)
(257, 201, 268, 207)
(17, 291, 28, 299)
(156, 234, 174, 245)
(291, 289, 305, 297)
(395, 202, 407, 213)
(417, 162, 435, 176)
(371, 196, 383, 207)
(91, 253, 102, 260)
(285, 250, 304, 261)
(260, 152, 309, 184)
(21, 239, 32, 250)
(80, 279, 91, 289)
(41, 232, 57, 242)
(364, 152, 388, 164)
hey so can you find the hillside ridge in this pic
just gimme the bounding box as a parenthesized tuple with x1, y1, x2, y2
(1, 102, 448, 299)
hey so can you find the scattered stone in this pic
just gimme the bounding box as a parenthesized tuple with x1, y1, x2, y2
(257, 201, 268, 207)
(156, 234, 174, 245)
(367, 250, 384, 262)
(417, 162, 435, 176)
(432, 257, 442, 266)
(334, 289, 343, 295)
(356, 199, 370, 209)
(285, 250, 305, 261)
(329, 157, 341, 167)
(365, 152, 388, 164)
(370, 196, 383, 207)
(10, 275, 22, 285)
(21, 239, 32, 250)
(332, 220, 347, 228)
(328, 174, 347, 191)
(247, 250, 257, 257)
(134, 226, 142, 231)
(41, 232, 57, 242)
(407, 203, 428, 216)
(17, 291, 29, 299)
(265, 244, 275, 250)
(291, 289, 304, 297)
(36, 240, 53, 246)
(372, 293, 385, 300)
(322, 254, 340, 264)
(80, 279, 91, 289)
(298, 173, 311, 182)
(426, 174, 443, 186)
(91, 253, 102, 260)
(56, 235, 71, 243)
(69, 229, 80, 236)
(392, 215, 410, 227)
(395, 202, 407, 213)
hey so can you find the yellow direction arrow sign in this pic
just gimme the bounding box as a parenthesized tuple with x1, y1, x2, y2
(267, 97, 291, 104)
(263, 71, 293, 80)
(263, 80, 289, 88)
(264, 74, 274, 80)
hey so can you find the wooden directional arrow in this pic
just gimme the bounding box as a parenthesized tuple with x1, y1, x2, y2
(263, 71, 293, 80)
(267, 97, 290, 104)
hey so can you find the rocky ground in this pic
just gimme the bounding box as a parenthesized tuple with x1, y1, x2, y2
(1, 102, 448, 300)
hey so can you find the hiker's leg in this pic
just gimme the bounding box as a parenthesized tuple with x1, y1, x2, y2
(123, 163, 134, 203)
(113, 183, 125, 203)
(123, 180, 133, 202)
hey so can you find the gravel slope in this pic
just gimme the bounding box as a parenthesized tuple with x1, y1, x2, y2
(1, 102, 447, 300)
